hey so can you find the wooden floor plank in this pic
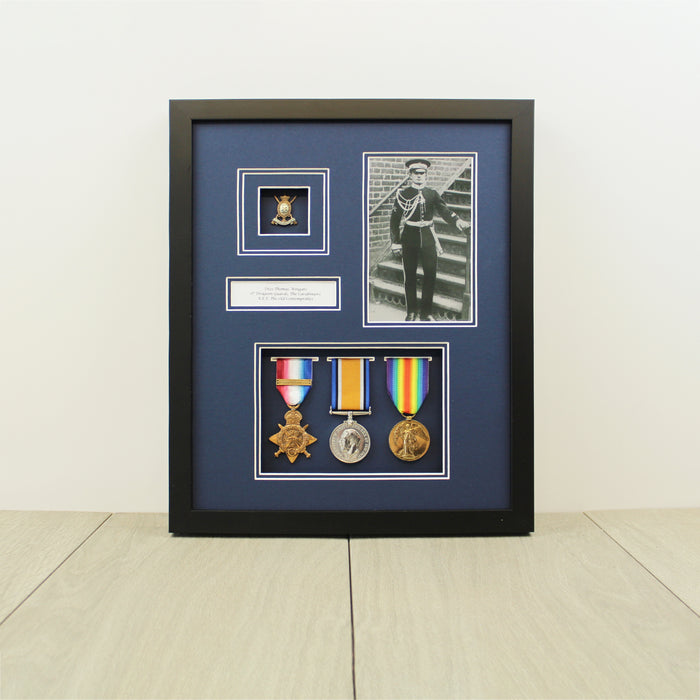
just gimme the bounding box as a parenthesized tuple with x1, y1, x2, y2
(587, 508, 700, 615)
(0, 510, 109, 623)
(0, 514, 353, 699)
(350, 513, 700, 699)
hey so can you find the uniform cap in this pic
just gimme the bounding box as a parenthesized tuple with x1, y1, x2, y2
(405, 158, 431, 172)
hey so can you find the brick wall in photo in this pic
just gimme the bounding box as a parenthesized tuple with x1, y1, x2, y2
(367, 156, 471, 272)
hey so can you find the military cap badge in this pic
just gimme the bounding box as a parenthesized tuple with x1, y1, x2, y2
(270, 194, 298, 226)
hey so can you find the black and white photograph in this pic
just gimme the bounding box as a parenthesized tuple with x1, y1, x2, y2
(364, 152, 476, 326)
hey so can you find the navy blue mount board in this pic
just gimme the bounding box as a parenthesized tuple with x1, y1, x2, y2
(169, 100, 534, 536)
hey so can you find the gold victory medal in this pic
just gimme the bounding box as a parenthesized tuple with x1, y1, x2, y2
(385, 356, 432, 462)
(388, 417, 430, 461)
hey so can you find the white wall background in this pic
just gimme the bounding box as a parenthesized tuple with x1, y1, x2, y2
(1, 0, 698, 513)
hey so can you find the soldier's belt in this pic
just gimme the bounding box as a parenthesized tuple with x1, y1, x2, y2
(404, 219, 434, 228)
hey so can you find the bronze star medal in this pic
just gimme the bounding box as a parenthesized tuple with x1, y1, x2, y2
(269, 407, 317, 463)
(269, 357, 317, 463)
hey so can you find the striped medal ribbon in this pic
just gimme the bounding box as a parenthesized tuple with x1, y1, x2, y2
(328, 357, 373, 464)
(269, 357, 318, 463)
(385, 356, 429, 417)
(384, 356, 431, 461)
(330, 357, 371, 413)
(274, 357, 315, 407)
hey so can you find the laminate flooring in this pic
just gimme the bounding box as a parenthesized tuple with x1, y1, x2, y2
(0, 509, 698, 698)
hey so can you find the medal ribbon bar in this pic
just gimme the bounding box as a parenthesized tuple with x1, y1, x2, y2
(328, 357, 373, 415)
(384, 356, 431, 417)
(271, 357, 318, 407)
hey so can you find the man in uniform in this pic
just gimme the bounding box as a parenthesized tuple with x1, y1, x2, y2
(390, 158, 469, 321)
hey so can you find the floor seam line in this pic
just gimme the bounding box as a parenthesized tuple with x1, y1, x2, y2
(583, 512, 700, 620)
(0, 512, 114, 628)
(347, 538, 357, 700)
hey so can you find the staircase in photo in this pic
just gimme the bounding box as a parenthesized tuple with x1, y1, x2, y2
(369, 161, 473, 322)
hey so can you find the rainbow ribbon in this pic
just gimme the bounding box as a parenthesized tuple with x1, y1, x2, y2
(385, 357, 430, 416)
(330, 358, 371, 412)
(274, 357, 315, 407)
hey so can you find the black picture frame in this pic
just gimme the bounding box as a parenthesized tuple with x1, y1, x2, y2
(170, 99, 534, 536)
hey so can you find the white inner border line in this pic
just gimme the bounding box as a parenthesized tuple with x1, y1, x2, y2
(253, 341, 450, 481)
(362, 151, 478, 328)
(237, 168, 330, 256)
(257, 185, 311, 237)
(225, 277, 341, 312)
